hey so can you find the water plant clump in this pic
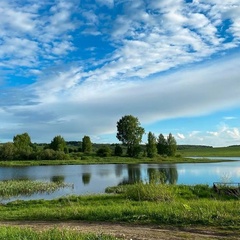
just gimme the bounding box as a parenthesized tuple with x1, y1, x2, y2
(0, 179, 73, 199)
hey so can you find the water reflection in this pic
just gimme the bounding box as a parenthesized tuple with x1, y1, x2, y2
(0, 160, 239, 202)
(82, 173, 91, 185)
(147, 166, 178, 184)
(51, 176, 65, 183)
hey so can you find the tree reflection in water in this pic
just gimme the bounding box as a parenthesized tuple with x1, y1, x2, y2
(147, 166, 178, 184)
(118, 164, 178, 185)
(82, 173, 91, 185)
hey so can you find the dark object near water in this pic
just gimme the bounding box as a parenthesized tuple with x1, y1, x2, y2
(213, 182, 240, 198)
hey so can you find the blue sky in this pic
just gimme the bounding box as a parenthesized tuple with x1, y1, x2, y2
(0, 0, 240, 146)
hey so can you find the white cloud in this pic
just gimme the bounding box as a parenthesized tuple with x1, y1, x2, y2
(177, 133, 185, 139)
(223, 116, 237, 120)
(1, 0, 240, 146)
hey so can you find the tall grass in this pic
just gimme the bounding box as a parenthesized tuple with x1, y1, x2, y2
(0, 226, 120, 240)
(124, 182, 175, 202)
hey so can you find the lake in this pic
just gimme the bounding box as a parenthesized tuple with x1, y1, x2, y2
(0, 157, 239, 202)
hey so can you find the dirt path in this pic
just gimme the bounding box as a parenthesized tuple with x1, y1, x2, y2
(0, 221, 239, 240)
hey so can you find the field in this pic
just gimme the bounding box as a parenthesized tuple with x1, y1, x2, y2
(178, 145, 240, 157)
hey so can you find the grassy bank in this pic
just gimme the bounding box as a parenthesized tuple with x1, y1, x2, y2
(0, 155, 234, 167)
(0, 226, 118, 240)
(0, 184, 239, 230)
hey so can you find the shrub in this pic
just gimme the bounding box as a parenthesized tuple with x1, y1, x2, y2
(124, 182, 175, 202)
(96, 146, 112, 157)
(114, 145, 123, 156)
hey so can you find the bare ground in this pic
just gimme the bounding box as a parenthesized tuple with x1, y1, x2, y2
(0, 221, 239, 240)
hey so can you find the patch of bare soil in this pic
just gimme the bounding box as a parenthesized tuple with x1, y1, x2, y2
(0, 221, 239, 240)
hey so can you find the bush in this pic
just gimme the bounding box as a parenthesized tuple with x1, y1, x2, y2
(96, 146, 112, 157)
(114, 145, 123, 156)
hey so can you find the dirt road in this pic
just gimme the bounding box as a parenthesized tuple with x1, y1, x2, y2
(1, 221, 239, 239)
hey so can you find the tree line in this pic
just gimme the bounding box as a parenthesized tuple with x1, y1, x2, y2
(0, 115, 177, 160)
(116, 115, 177, 158)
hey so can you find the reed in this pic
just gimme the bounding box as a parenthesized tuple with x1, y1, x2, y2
(0, 179, 72, 199)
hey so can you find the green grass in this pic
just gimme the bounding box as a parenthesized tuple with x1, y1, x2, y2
(178, 146, 240, 157)
(0, 180, 72, 199)
(0, 226, 119, 240)
(0, 184, 239, 229)
(0, 155, 231, 167)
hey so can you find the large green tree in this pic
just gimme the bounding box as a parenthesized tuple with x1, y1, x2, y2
(13, 132, 33, 159)
(49, 135, 67, 152)
(0, 142, 15, 160)
(82, 136, 92, 153)
(116, 115, 145, 157)
(157, 133, 168, 155)
(146, 132, 157, 158)
(167, 133, 177, 156)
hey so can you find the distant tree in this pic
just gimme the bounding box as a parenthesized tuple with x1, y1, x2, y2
(167, 133, 177, 156)
(96, 146, 112, 157)
(0, 142, 15, 160)
(157, 133, 168, 155)
(13, 132, 33, 159)
(82, 136, 92, 153)
(146, 132, 157, 158)
(114, 144, 123, 156)
(116, 115, 145, 157)
(49, 135, 67, 152)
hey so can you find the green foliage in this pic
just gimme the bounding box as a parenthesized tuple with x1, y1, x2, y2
(146, 132, 157, 158)
(157, 133, 168, 155)
(13, 132, 33, 159)
(167, 133, 177, 156)
(0, 142, 15, 160)
(157, 133, 177, 157)
(124, 182, 175, 202)
(116, 115, 145, 157)
(40, 149, 69, 160)
(96, 146, 112, 157)
(82, 136, 92, 153)
(49, 135, 67, 152)
(114, 144, 123, 156)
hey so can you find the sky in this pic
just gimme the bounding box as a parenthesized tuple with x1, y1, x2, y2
(0, 0, 240, 146)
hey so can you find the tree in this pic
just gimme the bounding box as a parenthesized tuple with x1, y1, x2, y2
(49, 135, 67, 152)
(0, 142, 15, 160)
(157, 133, 168, 155)
(167, 133, 177, 156)
(82, 136, 92, 153)
(146, 132, 157, 158)
(13, 132, 33, 159)
(116, 115, 145, 157)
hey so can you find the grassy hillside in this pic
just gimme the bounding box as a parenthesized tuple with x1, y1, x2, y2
(178, 145, 240, 157)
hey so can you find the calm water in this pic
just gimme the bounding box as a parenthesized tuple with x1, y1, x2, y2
(0, 158, 239, 202)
